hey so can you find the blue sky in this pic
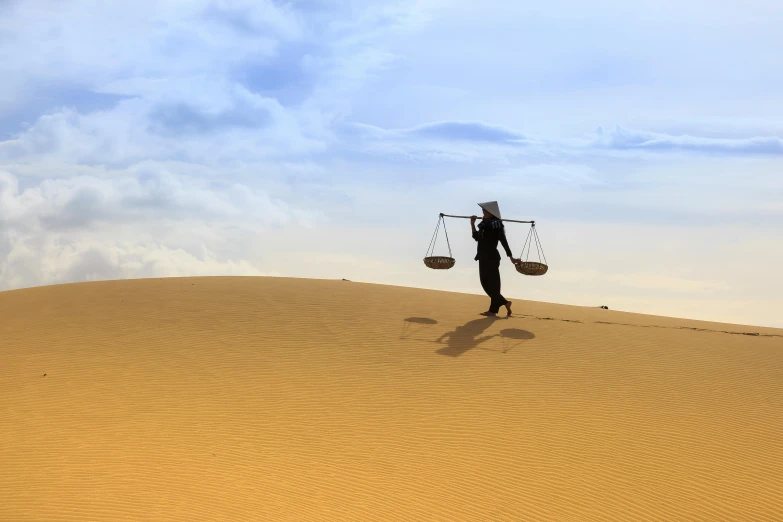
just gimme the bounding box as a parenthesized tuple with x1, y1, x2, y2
(0, 0, 781, 327)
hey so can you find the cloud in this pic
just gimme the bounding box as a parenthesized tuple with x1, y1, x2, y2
(0, 0, 300, 94)
(0, 167, 315, 290)
(0, 93, 326, 166)
(0, 1, 443, 166)
(591, 125, 783, 155)
(331, 120, 541, 164)
(340, 120, 526, 143)
(148, 100, 273, 136)
(334, 119, 783, 162)
(203, 0, 301, 39)
(1, 235, 273, 292)
(0, 167, 318, 231)
(402, 121, 525, 142)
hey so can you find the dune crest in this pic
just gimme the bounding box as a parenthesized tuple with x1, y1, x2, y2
(2, 277, 782, 521)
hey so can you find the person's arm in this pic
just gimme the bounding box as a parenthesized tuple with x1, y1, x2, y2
(498, 225, 520, 264)
(470, 215, 479, 241)
(499, 228, 513, 257)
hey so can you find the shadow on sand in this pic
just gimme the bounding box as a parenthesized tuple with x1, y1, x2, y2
(400, 317, 439, 340)
(494, 328, 536, 354)
(434, 319, 536, 357)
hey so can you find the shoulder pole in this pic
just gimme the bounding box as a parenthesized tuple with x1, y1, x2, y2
(439, 213, 535, 225)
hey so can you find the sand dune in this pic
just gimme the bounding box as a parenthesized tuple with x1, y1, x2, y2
(1, 276, 782, 521)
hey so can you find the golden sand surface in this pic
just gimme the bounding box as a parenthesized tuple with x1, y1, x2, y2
(2, 276, 782, 521)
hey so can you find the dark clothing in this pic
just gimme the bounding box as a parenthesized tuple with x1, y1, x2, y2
(473, 217, 512, 313)
(479, 257, 507, 313)
(472, 217, 513, 261)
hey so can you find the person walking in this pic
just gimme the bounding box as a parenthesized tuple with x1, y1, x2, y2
(471, 201, 520, 317)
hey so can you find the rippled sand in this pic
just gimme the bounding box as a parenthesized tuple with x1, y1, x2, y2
(2, 276, 782, 521)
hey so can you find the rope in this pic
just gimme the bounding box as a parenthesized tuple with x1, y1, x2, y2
(523, 225, 534, 261)
(518, 223, 547, 264)
(442, 216, 452, 258)
(535, 227, 543, 262)
(425, 214, 452, 258)
(526, 229, 534, 261)
(533, 225, 548, 265)
(426, 216, 441, 258)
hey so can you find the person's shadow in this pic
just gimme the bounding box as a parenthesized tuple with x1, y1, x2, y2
(435, 321, 536, 357)
(435, 317, 498, 357)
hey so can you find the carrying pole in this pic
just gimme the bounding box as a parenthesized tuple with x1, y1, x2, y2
(439, 213, 534, 225)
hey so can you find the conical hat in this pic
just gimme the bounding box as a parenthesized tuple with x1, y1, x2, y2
(478, 201, 501, 219)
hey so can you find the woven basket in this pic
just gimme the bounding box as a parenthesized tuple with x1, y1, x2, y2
(515, 261, 548, 276)
(424, 256, 455, 269)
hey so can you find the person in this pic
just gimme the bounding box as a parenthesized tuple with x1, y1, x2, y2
(470, 201, 520, 317)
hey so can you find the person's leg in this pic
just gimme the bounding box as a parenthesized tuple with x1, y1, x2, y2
(478, 260, 490, 296)
(487, 258, 507, 314)
(478, 260, 494, 313)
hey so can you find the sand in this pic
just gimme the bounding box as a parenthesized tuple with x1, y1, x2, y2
(1, 276, 782, 521)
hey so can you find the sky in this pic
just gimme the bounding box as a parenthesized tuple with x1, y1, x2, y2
(1, 0, 782, 328)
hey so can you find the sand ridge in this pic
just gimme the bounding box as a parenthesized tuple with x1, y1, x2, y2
(2, 276, 782, 521)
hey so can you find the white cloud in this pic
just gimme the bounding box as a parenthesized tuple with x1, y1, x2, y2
(0, 167, 313, 290)
(0, 90, 326, 167)
(1, 235, 274, 291)
(0, 1, 299, 96)
(336, 119, 783, 162)
(589, 126, 783, 155)
(0, 167, 318, 229)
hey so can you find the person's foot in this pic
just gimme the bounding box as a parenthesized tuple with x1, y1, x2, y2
(479, 311, 497, 317)
(505, 300, 512, 317)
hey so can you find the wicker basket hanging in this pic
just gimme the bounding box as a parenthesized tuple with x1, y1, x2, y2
(516, 223, 548, 276)
(515, 261, 548, 276)
(424, 256, 456, 269)
(423, 214, 455, 270)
